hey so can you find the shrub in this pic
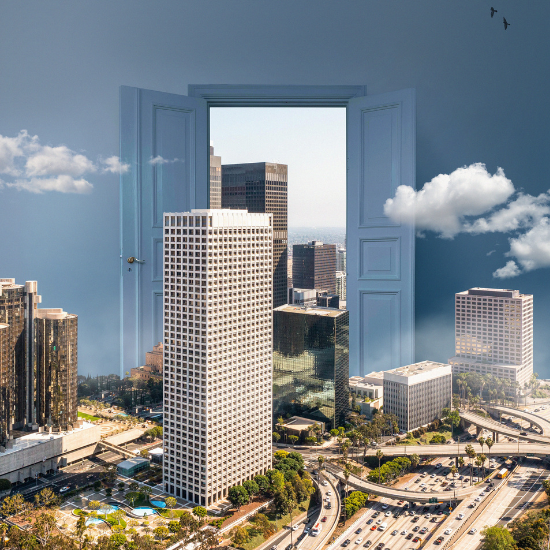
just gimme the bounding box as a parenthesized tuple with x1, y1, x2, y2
(0, 479, 11, 491)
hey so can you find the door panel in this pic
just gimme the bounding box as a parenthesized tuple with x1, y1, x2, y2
(347, 89, 416, 376)
(120, 86, 208, 375)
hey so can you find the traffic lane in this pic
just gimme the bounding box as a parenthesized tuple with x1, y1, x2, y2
(301, 481, 339, 550)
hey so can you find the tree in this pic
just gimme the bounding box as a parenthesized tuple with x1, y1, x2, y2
(330, 428, 339, 438)
(485, 437, 494, 460)
(274, 450, 289, 461)
(88, 500, 101, 510)
(168, 520, 181, 534)
(117, 482, 125, 492)
(465, 444, 477, 485)
(272, 432, 281, 443)
(243, 480, 259, 500)
(140, 449, 149, 458)
(153, 526, 170, 540)
(232, 526, 250, 546)
(193, 506, 208, 521)
(128, 481, 139, 492)
(33, 512, 57, 547)
(375, 449, 384, 484)
(165, 496, 177, 509)
(288, 435, 299, 445)
(109, 533, 127, 548)
(254, 475, 270, 495)
(478, 436, 485, 454)
(1, 493, 27, 517)
(228, 485, 249, 509)
(410, 454, 420, 470)
(125, 492, 140, 507)
(480, 525, 516, 550)
(73, 515, 89, 550)
(317, 455, 325, 472)
(253, 513, 276, 538)
(0, 479, 11, 492)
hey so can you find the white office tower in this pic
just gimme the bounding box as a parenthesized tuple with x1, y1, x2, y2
(163, 209, 273, 507)
(449, 288, 533, 389)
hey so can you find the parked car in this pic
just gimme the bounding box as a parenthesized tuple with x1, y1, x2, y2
(342, 540, 351, 547)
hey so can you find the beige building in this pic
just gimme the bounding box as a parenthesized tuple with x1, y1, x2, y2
(383, 361, 452, 432)
(131, 342, 163, 381)
(163, 209, 273, 506)
(448, 288, 534, 390)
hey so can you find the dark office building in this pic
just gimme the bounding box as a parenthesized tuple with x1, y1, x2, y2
(0, 279, 39, 443)
(273, 305, 349, 430)
(317, 292, 340, 309)
(222, 162, 288, 308)
(292, 241, 337, 295)
(35, 309, 78, 431)
(209, 146, 222, 209)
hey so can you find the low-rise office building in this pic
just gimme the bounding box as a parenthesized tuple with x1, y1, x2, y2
(383, 361, 452, 432)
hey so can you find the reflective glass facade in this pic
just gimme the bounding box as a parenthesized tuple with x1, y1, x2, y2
(273, 306, 349, 430)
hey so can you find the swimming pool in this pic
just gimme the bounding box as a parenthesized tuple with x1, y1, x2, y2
(98, 505, 119, 514)
(132, 506, 158, 517)
(85, 518, 104, 526)
(150, 500, 166, 508)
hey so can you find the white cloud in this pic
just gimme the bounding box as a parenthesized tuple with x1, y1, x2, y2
(493, 260, 521, 279)
(25, 145, 96, 177)
(149, 155, 180, 165)
(464, 192, 550, 234)
(0, 130, 37, 176)
(6, 175, 93, 194)
(486, 250, 496, 256)
(384, 163, 514, 238)
(506, 217, 550, 272)
(102, 156, 130, 174)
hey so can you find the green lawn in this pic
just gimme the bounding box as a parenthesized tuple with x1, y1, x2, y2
(78, 411, 100, 421)
(397, 428, 453, 446)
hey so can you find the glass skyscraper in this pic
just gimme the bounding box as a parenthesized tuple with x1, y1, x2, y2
(273, 305, 349, 430)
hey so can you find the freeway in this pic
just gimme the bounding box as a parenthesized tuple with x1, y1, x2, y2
(486, 404, 550, 436)
(460, 411, 550, 444)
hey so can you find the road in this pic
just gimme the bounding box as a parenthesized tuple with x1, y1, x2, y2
(326, 457, 473, 550)
(451, 458, 549, 550)
(485, 405, 550, 436)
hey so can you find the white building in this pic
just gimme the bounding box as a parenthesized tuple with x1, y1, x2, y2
(349, 374, 383, 399)
(383, 361, 452, 432)
(162, 209, 273, 506)
(336, 271, 346, 301)
(448, 288, 534, 390)
(287, 288, 317, 307)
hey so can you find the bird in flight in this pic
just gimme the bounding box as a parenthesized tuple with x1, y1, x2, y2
(503, 17, 510, 30)
(491, 7, 497, 17)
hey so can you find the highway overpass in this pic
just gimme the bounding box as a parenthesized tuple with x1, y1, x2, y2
(362, 441, 550, 459)
(485, 404, 550, 436)
(325, 464, 480, 503)
(460, 411, 550, 444)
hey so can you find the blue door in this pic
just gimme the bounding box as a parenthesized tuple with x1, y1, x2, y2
(347, 89, 416, 375)
(120, 86, 208, 376)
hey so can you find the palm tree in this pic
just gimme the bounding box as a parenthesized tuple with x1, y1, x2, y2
(317, 455, 325, 473)
(376, 449, 384, 485)
(465, 444, 477, 485)
(478, 436, 485, 455)
(410, 454, 420, 470)
(458, 456, 465, 487)
(343, 468, 350, 499)
(485, 437, 494, 462)
(479, 453, 487, 479)
(450, 465, 458, 478)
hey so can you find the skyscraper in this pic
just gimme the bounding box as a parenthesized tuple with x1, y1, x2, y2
(209, 146, 222, 209)
(221, 162, 287, 308)
(336, 271, 346, 301)
(292, 241, 337, 295)
(272, 305, 349, 430)
(34, 309, 78, 431)
(336, 247, 346, 273)
(0, 279, 39, 442)
(449, 288, 534, 390)
(163, 209, 273, 506)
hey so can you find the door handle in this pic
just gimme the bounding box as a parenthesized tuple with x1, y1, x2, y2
(127, 257, 145, 264)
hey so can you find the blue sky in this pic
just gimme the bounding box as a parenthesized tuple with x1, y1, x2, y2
(0, 1, 549, 376)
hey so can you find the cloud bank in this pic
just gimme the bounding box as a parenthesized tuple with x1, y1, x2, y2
(383, 163, 550, 278)
(0, 130, 128, 194)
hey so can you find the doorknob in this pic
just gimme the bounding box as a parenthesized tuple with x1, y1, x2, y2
(127, 257, 145, 264)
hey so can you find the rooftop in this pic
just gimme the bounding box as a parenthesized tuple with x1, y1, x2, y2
(384, 361, 451, 378)
(283, 416, 323, 431)
(117, 457, 150, 469)
(457, 288, 531, 299)
(274, 304, 345, 318)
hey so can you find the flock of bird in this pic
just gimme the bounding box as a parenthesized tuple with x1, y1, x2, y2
(491, 7, 510, 30)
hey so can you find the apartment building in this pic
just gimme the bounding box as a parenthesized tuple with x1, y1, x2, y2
(162, 209, 273, 506)
(336, 271, 346, 301)
(383, 361, 452, 432)
(209, 146, 222, 209)
(292, 241, 337, 295)
(448, 288, 534, 389)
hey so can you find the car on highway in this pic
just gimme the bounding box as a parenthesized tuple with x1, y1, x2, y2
(411, 516, 419, 523)
(469, 528, 477, 535)
(381, 504, 388, 509)
(457, 513, 465, 520)
(391, 530, 398, 536)
(424, 513, 431, 519)
(401, 530, 408, 535)
(430, 474, 436, 478)
(366, 519, 373, 525)
(342, 540, 351, 547)
(59, 486, 71, 493)
(322, 480, 329, 486)
(384, 511, 391, 517)
(406, 533, 413, 540)
(292, 525, 298, 531)
(321, 517, 328, 522)
(355, 528, 362, 534)
(413, 537, 421, 543)
(370, 526, 377, 531)
(327, 491, 332, 496)
(420, 527, 428, 534)
(413, 526, 420, 532)
(372, 512, 380, 518)
(444, 529, 452, 535)
(474, 497, 481, 502)
(355, 539, 363, 544)
(363, 542, 371, 548)
(435, 536, 444, 545)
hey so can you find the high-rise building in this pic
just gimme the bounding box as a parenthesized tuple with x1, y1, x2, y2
(383, 361, 452, 432)
(34, 309, 78, 431)
(336, 247, 346, 273)
(292, 241, 337, 295)
(0, 279, 40, 442)
(272, 305, 349, 430)
(0, 323, 9, 445)
(287, 288, 317, 308)
(336, 271, 346, 301)
(221, 162, 287, 308)
(449, 287, 534, 390)
(163, 209, 273, 506)
(209, 146, 222, 209)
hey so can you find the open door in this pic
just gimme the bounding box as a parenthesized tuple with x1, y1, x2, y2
(120, 86, 208, 376)
(347, 89, 416, 375)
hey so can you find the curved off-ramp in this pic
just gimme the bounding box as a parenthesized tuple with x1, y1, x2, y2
(485, 404, 550, 436)
(460, 411, 550, 444)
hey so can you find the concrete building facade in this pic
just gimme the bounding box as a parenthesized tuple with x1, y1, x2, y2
(383, 361, 452, 432)
(336, 271, 346, 301)
(209, 146, 222, 209)
(163, 209, 273, 506)
(448, 288, 534, 389)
